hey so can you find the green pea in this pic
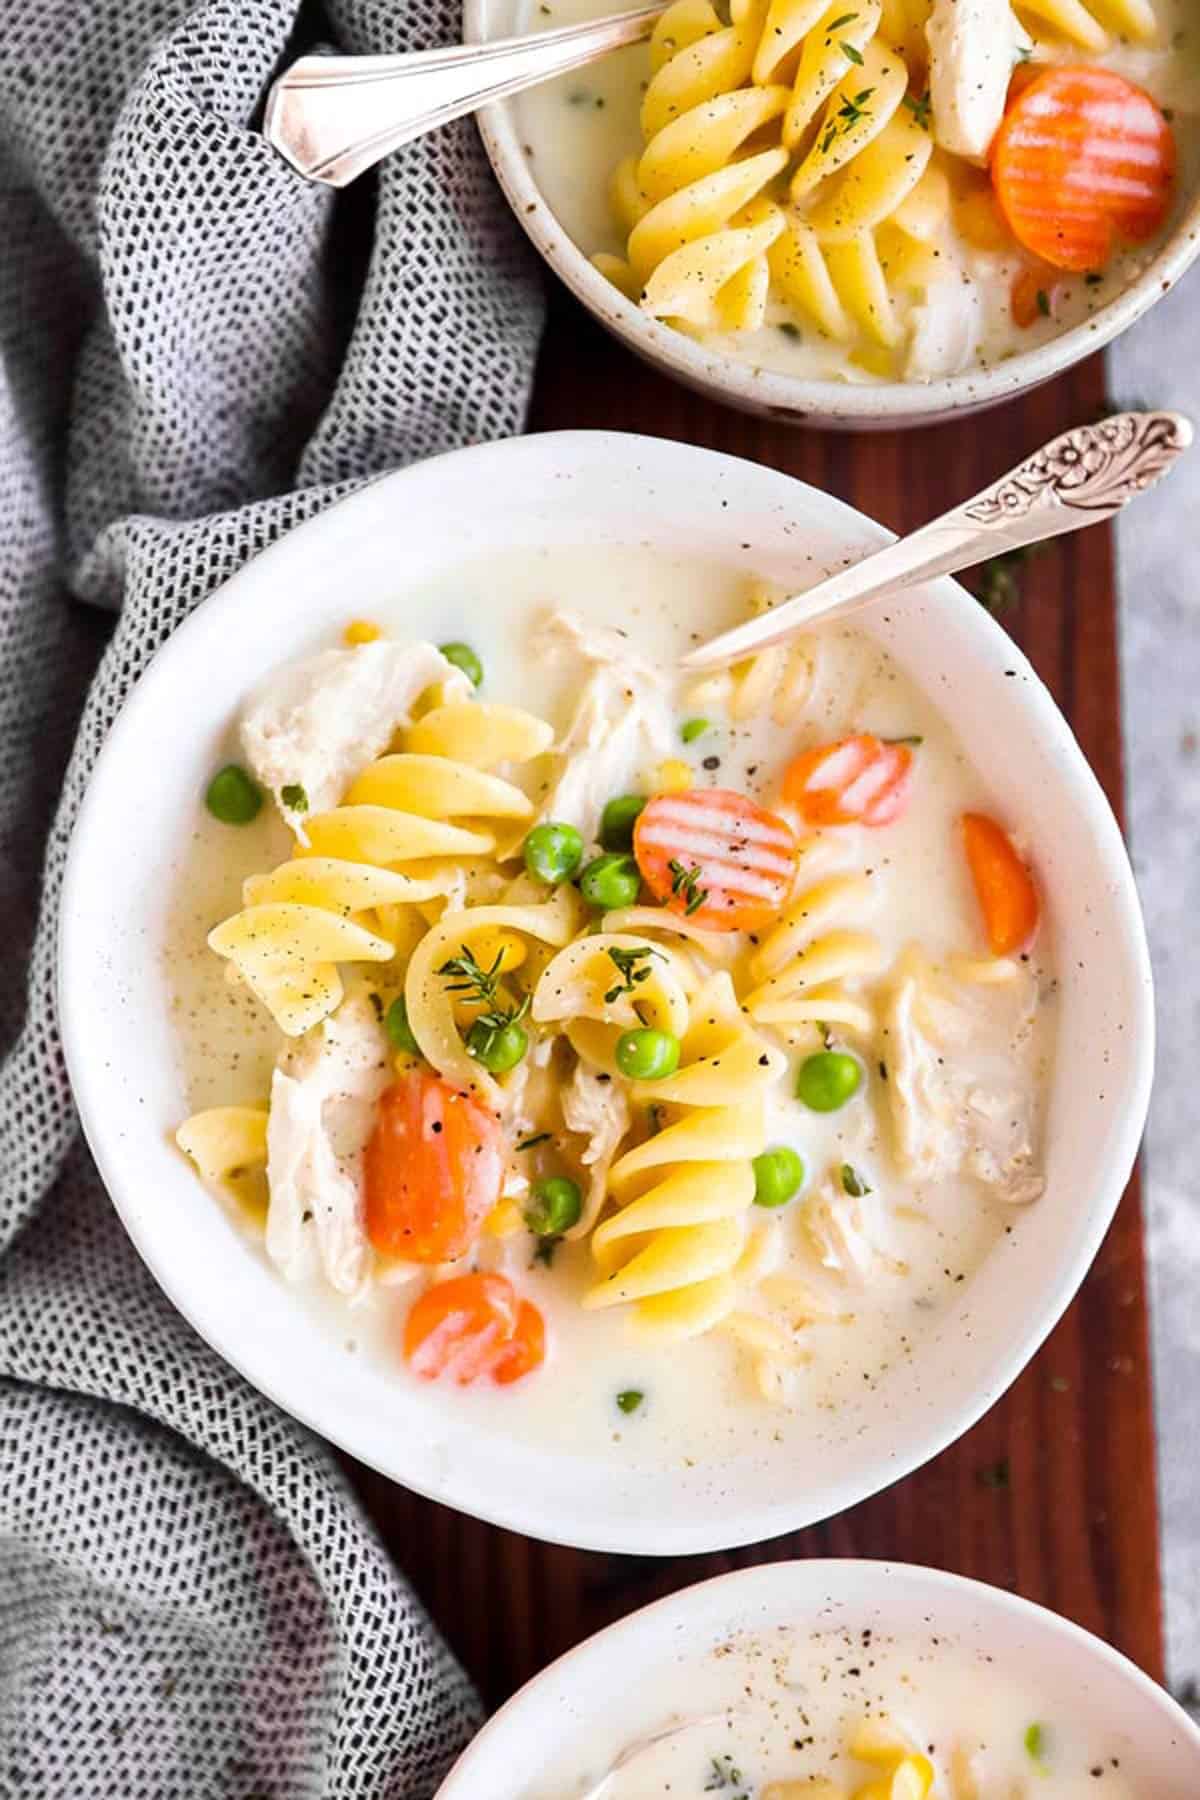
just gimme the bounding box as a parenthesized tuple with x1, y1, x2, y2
(466, 1016, 527, 1073)
(205, 764, 263, 825)
(752, 1146, 805, 1208)
(796, 1050, 862, 1113)
(384, 996, 420, 1057)
(526, 1175, 582, 1238)
(600, 793, 646, 851)
(616, 1389, 644, 1414)
(439, 641, 484, 687)
(524, 820, 584, 886)
(615, 1028, 680, 1081)
(579, 851, 641, 910)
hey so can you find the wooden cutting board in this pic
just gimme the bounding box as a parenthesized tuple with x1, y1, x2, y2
(344, 288, 1163, 1711)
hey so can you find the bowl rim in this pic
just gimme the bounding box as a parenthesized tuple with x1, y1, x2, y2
(58, 430, 1155, 1553)
(434, 1558, 1200, 1795)
(464, 1, 1200, 425)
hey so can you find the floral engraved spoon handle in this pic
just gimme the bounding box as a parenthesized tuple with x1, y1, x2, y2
(683, 411, 1193, 667)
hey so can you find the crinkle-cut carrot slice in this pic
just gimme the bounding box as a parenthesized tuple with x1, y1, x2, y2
(404, 1273, 532, 1385)
(991, 67, 1175, 274)
(365, 1071, 504, 1263)
(962, 812, 1040, 956)
(633, 787, 798, 932)
(782, 733, 914, 828)
(490, 1301, 547, 1385)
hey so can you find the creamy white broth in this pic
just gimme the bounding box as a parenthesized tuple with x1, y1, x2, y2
(527, 1623, 1143, 1798)
(168, 544, 1054, 1472)
(511, 0, 1200, 385)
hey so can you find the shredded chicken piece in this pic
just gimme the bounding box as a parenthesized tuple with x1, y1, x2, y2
(885, 947, 1044, 1204)
(561, 1060, 631, 1236)
(801, 1179, 908, 1286)
(533, 611, 676, 844)
(265, 989, 391, 1294)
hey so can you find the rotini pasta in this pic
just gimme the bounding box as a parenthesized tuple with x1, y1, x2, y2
(1018, 0, 1156, 51)
(582, 974, 787, 1339)
(207, 701, 554, 1036)
(744, 836, 885, 1043)
(175, 1106, 269, 1216)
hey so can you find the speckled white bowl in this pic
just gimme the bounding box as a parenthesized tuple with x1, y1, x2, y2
(464, 0, 1200, 429)
(59, 432, 1153, 1553)
(435, 1562, 1200, 1796)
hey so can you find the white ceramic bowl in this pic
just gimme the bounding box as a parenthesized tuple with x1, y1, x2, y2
(465, 0, 1200, 429)
(59, 431, 1153, 1553)
(434, 1560, 1200, 1796)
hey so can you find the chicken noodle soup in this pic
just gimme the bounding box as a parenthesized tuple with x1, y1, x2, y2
(527, 1621, 1144, 1798)
(171, 546, 1053, 1464)
(512, 0, 1200, 383)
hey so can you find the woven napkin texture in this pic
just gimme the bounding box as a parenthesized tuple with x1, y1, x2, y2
(0, 0, 544, 1792)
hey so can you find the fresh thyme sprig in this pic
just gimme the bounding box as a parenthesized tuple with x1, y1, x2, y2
(437, 944, 530, 1033)
(667, 858, 709, 917)
(604, 944, 665, 1004)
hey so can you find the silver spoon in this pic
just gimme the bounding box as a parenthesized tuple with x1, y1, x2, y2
(682, 411, 1192, 671)
(264, 5, 666, 188)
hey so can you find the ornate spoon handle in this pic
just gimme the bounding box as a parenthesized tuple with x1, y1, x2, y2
(683, 411, 1193, 670)
(263, 5, 666, 188)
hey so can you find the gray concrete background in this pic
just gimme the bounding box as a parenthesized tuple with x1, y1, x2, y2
(1110, 269, 1200, 1699)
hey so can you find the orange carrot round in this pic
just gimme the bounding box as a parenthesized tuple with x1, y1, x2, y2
(404, 1273, 545, 1386)
(962, 812, 1040, 956)
(365, 1071, 504, 1263)
(633, 787, 798, 932)
(992, 68, 1175, 274)
(782, 733, 914, 828)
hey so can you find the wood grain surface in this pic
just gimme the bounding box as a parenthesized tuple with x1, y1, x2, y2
(343, 288, 1163, 1714)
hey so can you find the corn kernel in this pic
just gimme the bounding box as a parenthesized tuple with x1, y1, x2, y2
(344, 619, 382, 645)
(484, 1198, 523, 1238)
(657, 759, 693, 793)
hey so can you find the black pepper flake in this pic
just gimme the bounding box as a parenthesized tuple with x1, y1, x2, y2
(702, 754, 720, 770)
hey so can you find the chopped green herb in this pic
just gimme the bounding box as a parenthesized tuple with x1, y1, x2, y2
(705, 1756, 746, 1793)
(280, 782, 308, 813)
(974, 545, 1033, 615)
(778, 321, 802, 340)
(438, 945, 530, 1072)
(616, 1389, 644, 1414)
(667, 857, 709, 917)
(1036, 287, 1052, 318)
(977, 1457, 1011, 1490)
(840, 1162, 872, 1198)
(567, 87, 593, 106)
(1084, 271, 1104, 287)
(680, 717, 710, 743)
(516, 1132, 551, 1152)
(1015, 41, 1033, 61)
(883, 734, 923, 747)
(1025, 1721, 1048, 1764)
(840, 40, 864, 64)
(827, 11, 858, 27)
(902, 90, 931, 129)
(604, 943, 665, 1004)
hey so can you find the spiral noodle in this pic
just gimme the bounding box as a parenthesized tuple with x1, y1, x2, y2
(532, 930, 696, 1073)
(206, 701, 554, 1037)
(175, 1106, 270, 1217)
(1018, 0, 1156, 52)
(743, 835, 887, 1043)
(684, 581, 818, 727)
(597, 0, 948, 354)
(581, 973, 787, 1340)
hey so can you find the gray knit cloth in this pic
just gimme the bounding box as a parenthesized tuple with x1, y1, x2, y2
(0, 0, 544, 1792)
